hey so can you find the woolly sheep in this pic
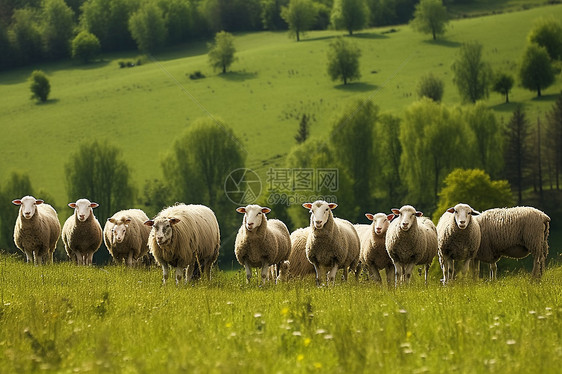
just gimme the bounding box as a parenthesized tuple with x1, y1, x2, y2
(234, 205, 291, 285)
(12, 196, 61, 265)
(385, 205, 437, 285)
(103, 209, 151, 266)
(276, 227, 316, 281)
(355, 212, 395, 285)
(436, 203, 481, 284)
(145, 204, 220, 284)
(302, 201, 360, 286)
(62, 199, 103, 265)
(474, 206, 550, 280)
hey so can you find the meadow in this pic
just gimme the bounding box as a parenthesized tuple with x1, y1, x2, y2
(0, 253, 561, 373)
(1, 4, 562, 206)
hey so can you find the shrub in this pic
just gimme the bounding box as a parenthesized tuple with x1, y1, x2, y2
(29, 70, 50, 102)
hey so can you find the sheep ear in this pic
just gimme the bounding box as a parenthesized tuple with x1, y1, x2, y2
(328, 203, 338, 210)
(302, 203, 312, 210)
(68, 203, 77, 209)
(144, 220, 154, 227)
(108, 218, 117, 224)
(12, 199, 22, 206)
(387, 214, 396, 222)
(447, 207, 455, 213)
(365, 213, 375, 221)
(261, 207, 271, 214)
(391, 208, 400, 215)
(35, 199, 44, 205)
(90, 202, 99, 209)
(236, 207, 246, 214)
(169, 218, 180, 225)
(124, 218, 132, 224)
(415, 211, 424, 217)
(471, 210, 480, 216)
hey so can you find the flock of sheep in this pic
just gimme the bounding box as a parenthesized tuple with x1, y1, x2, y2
(11, 195, 551, 286)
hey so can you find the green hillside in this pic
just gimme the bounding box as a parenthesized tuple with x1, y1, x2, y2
(1, 4, 562, 207)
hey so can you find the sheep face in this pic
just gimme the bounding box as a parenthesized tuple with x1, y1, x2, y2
(12, 195, 44, 220)
(446, 203, 480, 230)
(145, 218, 180, 246)
(236, 205, 271, 232)
(109, 218, 131, 244)
(391, 205, 422, 232)
(303, 201, 337, 230)
(366, 213, 390, 236)
(68, 199, 99, 222)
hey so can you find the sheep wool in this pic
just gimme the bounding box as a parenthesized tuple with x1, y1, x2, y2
(104, 209, 151, 266)
(62, 198, 103, 265)
(356, 212, 394, 285)
(282, 227, 315, 280)
(12, 196, 61, 265)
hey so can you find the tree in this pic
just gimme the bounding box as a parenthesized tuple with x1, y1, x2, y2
(545, 92, 562, 189)
(327, 36, 361, 85)
(519, 43, 555, 98)
(261, 0, 290, 31)
(65, 141, 135, 225)
(160, 0, 194, 44)
(8, 8, 43, 64)
(492, 72, 514, 104)
(281, 0, 317, 41)
(71, 30, 101, 63)
(417, 72, 444, 102)
(410, 0, 449, 40)
(295, 113, 310, 144)
(451, 41, 492, 103)
(41, 0, 75, 59)
(208, 31, 237, 74)
(330, 0, 370, 36)
(29, 70, 50, 102)
(503, 105, 531, 205)
(434, 168, 513, 219)
(527, 17, 562, 60)
(128, 2, 167, 53)
(0, 172, 35, 252)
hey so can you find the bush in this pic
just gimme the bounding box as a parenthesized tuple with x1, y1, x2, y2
(29, 70, 50, 102)
(189, 71, 205, 80)
(71, 31, 101, 63)
(417, 73, 444, 102)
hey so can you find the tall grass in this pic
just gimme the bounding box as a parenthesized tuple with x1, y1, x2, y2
(1, 253, 560, 373)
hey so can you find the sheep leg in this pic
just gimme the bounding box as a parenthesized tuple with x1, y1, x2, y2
(471, 259, 480, 280)
(161, 264, 169, 284)
(394, 262, 403, 286)
(404, 263, 415, 284)
(328, 264, 338, 286)
(489, 262, 497, 281)
(175, 267, 184, 285)
(385, 265, 395, 288)
(34, 251, 43, 265)
(126, 251, 134, 267)
(244, 263, 252, 284)
(24, 250, 33, 264)
(424, 264, 430, 284)
(368, 264, 382, 284)
(260, 264, 269, 285)
(75, 252, 83, 265)
(313, 264, 321, 286)
(459, 260, 472, 278)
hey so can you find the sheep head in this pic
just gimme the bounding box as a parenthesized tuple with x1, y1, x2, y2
(108, 217, 132, 244)
(236, 205, 271, 232)
(303, 200, 337, 230)
(12, 195, 43, 220)
(391, 205, 422, 232)
(446, 203, 480, 230)
(366, 212, 390, 236)
(144, 217, 180, 246)
(68, 199, 99, 222)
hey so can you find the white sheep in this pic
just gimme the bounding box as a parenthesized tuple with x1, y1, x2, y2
(474, 206, 550, 280)
(12, 196, 61, 265)
(145, 204, 220, 284)
(62, 199, 103, 265)
(276, 227, 316, 281)
(355, 212, 395, 285)
(385, 205, 437, 285)
(103, 209, 151, 266)
(234, 205, 291, 285)
(302, 201, 360, 286)
(436, 203, 481, 284)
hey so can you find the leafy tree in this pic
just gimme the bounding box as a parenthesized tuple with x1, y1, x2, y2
(326, 36, 361, 85)
(65, 141, 135, 225)
(503, 105, 531, 205)
(545, 92, 562, 189)
(80, 0, 137, 51)
(519, 43, 555, 98)
(410, 0, 449, 40)
(139, 178, 172, 218)
(200, 0, 262, 32)
(492, 72, 514, 104)
(261, 0, 290, 31)
(434, 168, 513, 220)
(330, 0, 370, 36)
(8, 8, 43, 64)
(41, 0, 75, 59)
(128, 1, 167, 53)
(330, 99, 378, 219)
(417, 72, 444, 102)
(281, 0, 317, 41)
(159, 0, 194, 44)
(527, 17, 562, 60)
(208, 31, 237, 74)
(0, 172, 35, 252)
(295, 113, 310, 143)
(400, 98, 472, 212)
(29, 70, 50, 102)
(451, 41, 492, 103)
(71, 30, 101, 63)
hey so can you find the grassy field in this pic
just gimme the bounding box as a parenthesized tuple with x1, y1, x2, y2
(1, 4, 562, 207)
(0, 253, 561, 373)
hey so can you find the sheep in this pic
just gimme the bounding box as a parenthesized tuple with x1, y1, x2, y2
(234, 204, 291, 285)
(355, 212, 395, 286)
(385, 205, 437, 285)
(12, 196, 61, 265)
(474, 206, 550, 280)
(436, 203, 481, 284)
(302, 201, 360, 286)
(145, 204, 220, 284)
(62, 199, 103, 265)
(103, 209, 151, 266)
(278, 227, 316, 280)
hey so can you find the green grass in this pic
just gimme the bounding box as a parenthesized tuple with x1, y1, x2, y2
(1, 5, 562, 207)
(0, 253, 561, 373)
(447, 0, 559, 18)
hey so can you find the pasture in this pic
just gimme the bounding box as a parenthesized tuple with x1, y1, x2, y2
(1, 4, 562, 206)
(0, 253, 561, 373)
